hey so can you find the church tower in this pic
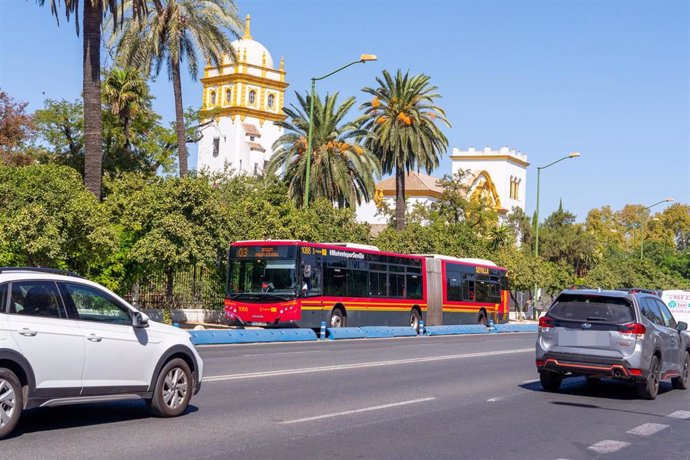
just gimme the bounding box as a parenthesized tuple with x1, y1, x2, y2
(197, 15, 288, 175)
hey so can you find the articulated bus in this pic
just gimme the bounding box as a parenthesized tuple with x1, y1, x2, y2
(224, 240, 509, 329)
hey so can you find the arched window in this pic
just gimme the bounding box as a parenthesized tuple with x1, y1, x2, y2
(248, 90, 256, 104)
(267, 94, 275, 108)
(225, 88, 232, 104)
(210, 91, 216, 105)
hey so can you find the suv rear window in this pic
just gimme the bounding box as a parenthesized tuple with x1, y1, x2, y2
(548, 294, 634, 323)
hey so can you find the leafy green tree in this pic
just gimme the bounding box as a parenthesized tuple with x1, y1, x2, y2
(539, 203, 597, 277)
(105, 173, 228, 317)
(359, 69, 450, 230)
(112, 0, 243, 177)
(37, 0, 150, 199)
(33, 96, 176, 176)
(267, 92, 380, 208)
(0, 164, 116, 276)
(505, 206, 533, 249)
(32, 98, 84, 171)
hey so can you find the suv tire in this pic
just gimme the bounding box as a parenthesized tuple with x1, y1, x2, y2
(148, 358, 193, 417)
(672, 351, 690, 390)
(637, 355, 660, 400)
(539, 371, 563, 392)
(0, 368, 23, 440)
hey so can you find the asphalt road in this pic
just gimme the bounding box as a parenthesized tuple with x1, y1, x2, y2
(3, 333, 690, 459)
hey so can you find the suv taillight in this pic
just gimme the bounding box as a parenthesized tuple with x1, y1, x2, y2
(539, 316, 555, 328)
(621, 322, 646, 336)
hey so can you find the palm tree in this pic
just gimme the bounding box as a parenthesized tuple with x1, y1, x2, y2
(38, 0, 150, 199)
(112, 0, 242, 177)
(102, 67, 148, 152)
(266, 92, 380, 208)
(359, 69, 450, 230)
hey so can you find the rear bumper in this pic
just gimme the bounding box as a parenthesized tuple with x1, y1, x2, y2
(536, 353, 645, 380)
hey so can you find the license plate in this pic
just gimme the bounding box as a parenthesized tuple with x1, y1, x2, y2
(558, 330, 610, 347)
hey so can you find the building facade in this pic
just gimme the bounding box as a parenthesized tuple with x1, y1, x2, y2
(197, 15, 288, 175)
(450, 146, 529, 217)
(355, 146, 529, 226)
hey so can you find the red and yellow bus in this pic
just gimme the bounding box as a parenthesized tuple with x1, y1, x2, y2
(224, 240, 509, 329)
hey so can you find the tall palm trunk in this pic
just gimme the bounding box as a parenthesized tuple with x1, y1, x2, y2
(83, 0, 103, 199)
(395, 162, 406, 230)
(172, 59, 188, 177)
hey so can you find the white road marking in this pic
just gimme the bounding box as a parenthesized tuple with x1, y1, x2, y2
(487, 397, 504, 402)
(522, 379, 540, 384)
(281, 397, 436, 424)
(587, 440, 630, 454)
(626, 423, 669, 437)
(204, 348, 533, 382)
(667, 410, 690, 420)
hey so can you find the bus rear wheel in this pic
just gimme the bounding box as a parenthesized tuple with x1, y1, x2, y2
(330, 308, 346, 328)
(477, 311, 488, 326)
(409, 309, 421, 332)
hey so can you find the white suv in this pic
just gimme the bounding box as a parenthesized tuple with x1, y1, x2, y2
(0, 268, 203, 439)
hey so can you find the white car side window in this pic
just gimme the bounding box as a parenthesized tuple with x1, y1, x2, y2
(10, 281, 65, 319)
(64, 283, 131, 325)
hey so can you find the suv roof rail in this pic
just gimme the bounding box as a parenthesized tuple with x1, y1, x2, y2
(0, 267, 82, 278)
(615, 287, 661, 296)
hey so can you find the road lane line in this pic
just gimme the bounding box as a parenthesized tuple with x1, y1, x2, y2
(667, 410, 690, 420)
(587, 440, 630, 454)
(281, 397, 436, 424)
(203, 348, 533, 382)
(626, 423, 669, 436)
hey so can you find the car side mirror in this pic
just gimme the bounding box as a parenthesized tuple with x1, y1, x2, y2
(133, 311, 150, 328)
(677, 321, 687, 332)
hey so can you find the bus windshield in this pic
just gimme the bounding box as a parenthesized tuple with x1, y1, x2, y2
(228, 245, 298, 298)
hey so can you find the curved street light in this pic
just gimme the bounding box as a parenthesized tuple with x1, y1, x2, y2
(303, 54, 378, 208)
(533, 151, 580, 318)
(640, 197, 674, 259)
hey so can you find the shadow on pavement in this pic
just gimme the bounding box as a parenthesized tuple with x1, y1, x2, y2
(7, 401, 199, 440)
(520, 376, 674, 401)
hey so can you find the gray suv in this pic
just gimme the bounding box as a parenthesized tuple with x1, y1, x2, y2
(535, 289, 689, 399)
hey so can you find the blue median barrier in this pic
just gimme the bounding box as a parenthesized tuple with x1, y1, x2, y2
(189, 328, 317, 345)
(424, 325, 489, 336)
(360, 326, 418, 338)
(492, 323, 538, 333)
(327, 327, 366, 340)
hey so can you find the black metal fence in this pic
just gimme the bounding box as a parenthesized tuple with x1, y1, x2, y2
(123, 266, 225, 310)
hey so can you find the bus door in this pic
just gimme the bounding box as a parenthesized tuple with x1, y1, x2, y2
(299, 246, 323, 327)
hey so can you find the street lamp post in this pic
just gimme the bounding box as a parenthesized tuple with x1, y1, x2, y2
(303, 54, 378, 208)
(640, 197, 674, 259)
(533, 152, 580, 318)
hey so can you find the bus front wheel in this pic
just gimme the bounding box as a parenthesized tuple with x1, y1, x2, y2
(330, 308, 346, 328)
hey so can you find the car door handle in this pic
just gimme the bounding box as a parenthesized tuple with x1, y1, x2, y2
(18, 328, 37, 337)
(87, 334, 103, 342)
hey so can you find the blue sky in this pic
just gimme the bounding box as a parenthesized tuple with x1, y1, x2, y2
(1, 0, 688, 221)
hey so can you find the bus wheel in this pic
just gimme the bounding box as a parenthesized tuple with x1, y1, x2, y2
(477, 311, 488, 326)
(409, 309, 421, 332)
(330, 308, 346, 328)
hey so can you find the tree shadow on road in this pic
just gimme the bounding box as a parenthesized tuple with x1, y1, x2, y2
(7, 401, 199, 440)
